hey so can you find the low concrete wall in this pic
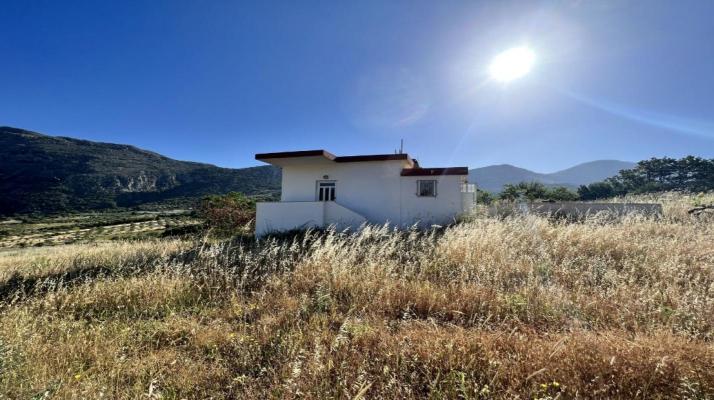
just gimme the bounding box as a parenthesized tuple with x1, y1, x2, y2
(461, 192, 476, 213)
(324, 202, 367, 231)
(256, 201, 368, 236)
(256, 202, 324, 236)
(489, 202, 663, 219)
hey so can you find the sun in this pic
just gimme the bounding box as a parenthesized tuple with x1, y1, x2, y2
(488, 47, 535, 82)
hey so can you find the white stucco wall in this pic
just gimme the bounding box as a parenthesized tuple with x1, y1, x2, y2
(324, 202, 368, 231)
(280, 160, 407, 225)
(256, 201, 323, 236)
(462, 191, 476, 212)
(399, 175, 465, 227)
(256, 157, 470, 235)
(255, 201, 369, 236)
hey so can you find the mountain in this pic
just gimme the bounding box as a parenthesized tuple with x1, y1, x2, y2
(469, 160, 636, 192)
(0, 127, 281, 215)
(546, 160, 636, 186)
(0, 126, 636, 215)
(468, 165, 556, 192)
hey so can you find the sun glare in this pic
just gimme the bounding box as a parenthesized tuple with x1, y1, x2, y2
(488, 47, 535, 82)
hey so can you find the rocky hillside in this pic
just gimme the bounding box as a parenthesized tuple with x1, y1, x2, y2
(0, 127, 280, 215)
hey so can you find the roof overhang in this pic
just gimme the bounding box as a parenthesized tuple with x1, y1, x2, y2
(400, 167, 469, 176)
(255, 149, 337, 161)
(256, 149, 414, 167)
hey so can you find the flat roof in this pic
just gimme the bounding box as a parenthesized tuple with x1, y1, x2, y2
(255, 149, 336, 160)
(255, 149, 411, 163)
(255, 150, 467, 174)
(400, 167, 469, 176)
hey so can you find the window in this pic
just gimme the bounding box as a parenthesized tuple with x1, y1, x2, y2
(417, 180, 437, 197)
(317, 181, 336, 201)
(461, 183, 475, 193)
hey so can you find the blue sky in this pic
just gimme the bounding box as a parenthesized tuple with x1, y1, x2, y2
(2, 0, 713, 172)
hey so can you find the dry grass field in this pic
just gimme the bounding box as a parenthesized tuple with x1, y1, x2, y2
(0, 194, 712, 399)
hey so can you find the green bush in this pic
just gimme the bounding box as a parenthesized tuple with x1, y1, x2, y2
(476, 189, 495, 205)
(500, 182, 578, 202)
(198, 192, 255, 236)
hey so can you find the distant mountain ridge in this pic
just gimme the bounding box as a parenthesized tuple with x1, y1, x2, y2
(0, 127, 281, 215)
(1, 126, 635, 215)
(469, 160, 636, 192)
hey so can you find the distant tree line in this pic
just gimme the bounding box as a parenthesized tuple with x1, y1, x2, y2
(476, 156, 714, 203)
(476, 182, 579, 204)
(578, 156, 714, 200)
(499, 182, 579, 202)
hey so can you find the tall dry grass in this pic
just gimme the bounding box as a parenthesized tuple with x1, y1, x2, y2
(0, 193, 713, 399)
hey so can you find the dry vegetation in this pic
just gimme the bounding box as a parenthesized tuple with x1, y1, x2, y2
(0, 211, 200, 249)
(1, 194, 713, 399)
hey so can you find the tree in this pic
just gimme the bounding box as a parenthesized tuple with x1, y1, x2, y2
(198, 192, 256, 236)
(578, 156, 714, 199)
(578, 182, 615, 200)
(547, 186, 579, 201)
(500, 182, 579, 202)
(499, 184, 522, 202)
(476, 189, 494, 205)
(499, 182, 549, 201)
(622, 156, 714, 193)
(521, 182, 548, 200)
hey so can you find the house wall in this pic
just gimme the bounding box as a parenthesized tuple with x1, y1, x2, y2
(399, 175, 466, 227)
(255, 201, 369, 236)
(280, 160, 406, 225)
(462, 191, 476, 212)
(278, 160, 467, 227)
(324, 201, 368, 230)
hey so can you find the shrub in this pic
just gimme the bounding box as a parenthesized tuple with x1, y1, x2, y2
(500, 182, 579, 202)
(547, 186, 579, 201)
(198, 192, 255, 236)
(578, 181, 616, 200)
(476, 189, 494, 205)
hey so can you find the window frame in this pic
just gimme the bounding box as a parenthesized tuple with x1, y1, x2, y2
(416, 180, 437, 197)
(316, 180, 336, 202)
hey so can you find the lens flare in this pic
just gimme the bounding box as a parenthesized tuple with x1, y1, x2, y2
(489, 47, 535, 82)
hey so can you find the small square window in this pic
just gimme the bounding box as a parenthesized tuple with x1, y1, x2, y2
(417, 180, 437, 197)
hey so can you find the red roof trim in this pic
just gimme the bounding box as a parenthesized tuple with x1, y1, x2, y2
(255, 149, 410, 163)
(400, 167, 469, 176)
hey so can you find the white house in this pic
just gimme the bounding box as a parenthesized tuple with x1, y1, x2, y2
(254, 149, 475, 236)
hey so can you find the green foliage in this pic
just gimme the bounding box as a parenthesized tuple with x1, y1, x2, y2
(578, 156, 714, 200)
(198, 192, 256, 236)
(499, 182, 578, 202)
(547, 186, 579, 201)
(0, 127, 281, 216)
(476, 189, 495, 205)
(577, 181, 615, 200)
